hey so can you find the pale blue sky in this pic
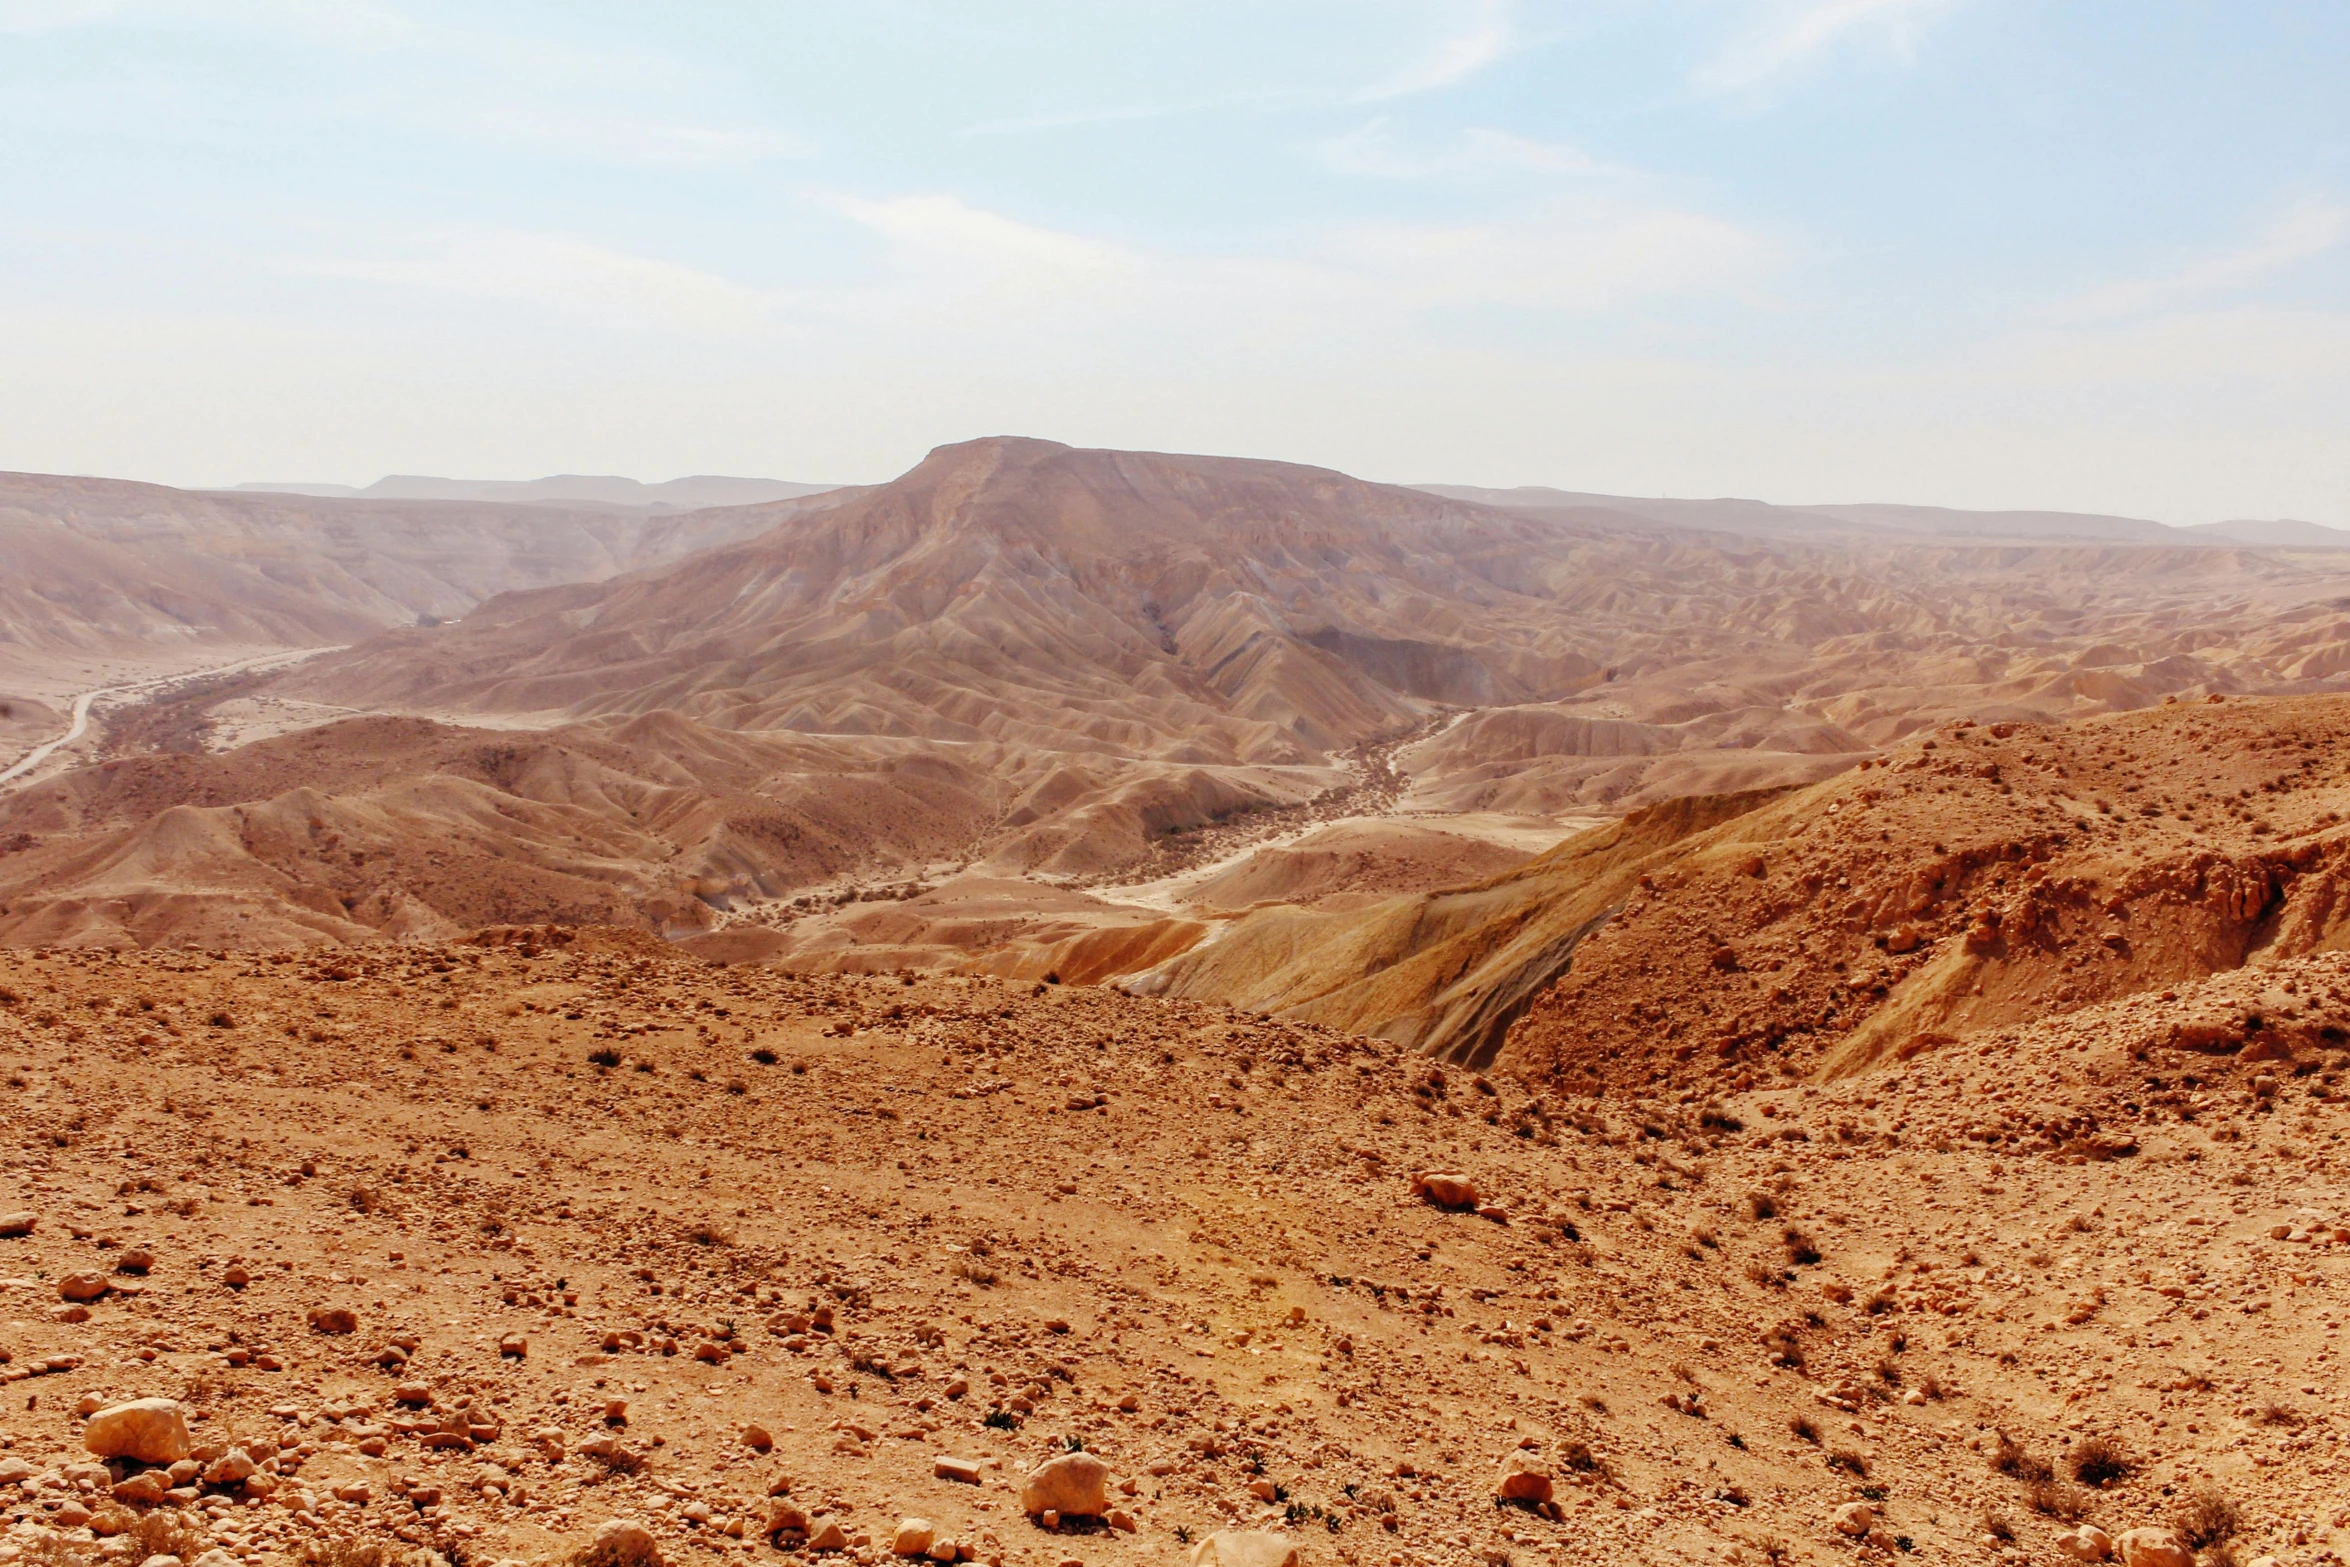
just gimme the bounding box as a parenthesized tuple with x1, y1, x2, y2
(2, 1, 2346, 522)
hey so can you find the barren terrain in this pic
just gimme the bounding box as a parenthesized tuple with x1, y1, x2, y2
(13, 439, 2350, 967)
(3, 933, 2348, 1567)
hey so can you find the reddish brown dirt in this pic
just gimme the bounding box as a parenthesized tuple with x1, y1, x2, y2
(1499, 696, 2350, 1097)
(4, 937, 2350, 1567)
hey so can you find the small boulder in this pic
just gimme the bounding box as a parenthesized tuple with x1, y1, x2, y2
(1832, 1502, 1874, 1537)
(592, 1522, 667, 1567)
(1188, 1532, 1301, 1567)
(1411, 1172, 1480, 1209)
(59, 1271, 109, 1303)
(935, 1456, 984, 1484)
(741, 1423, 773, 1451)
(1495, 1453, 1552, 1504)
(766, 1502, 810, 1539)
(84, 1398, 192, 1464)
(2114, 1529, 2194, 1567)
(592, 1519, 664, 1567)
(0, 1211, 35, 1238)
(893, 1519, 937, 1557)
(116, 1248, 155, 1275)
(1020, 1451, 1110, 1519)
(807, 1515, 850, 1552)
(111, 1471, 169, 1505)
(191, 1551, 239, 1567)
(2058, 1524, 2115, 1562)
(307, 1306, 357, 1335)
(204, 1449, 257, 1485)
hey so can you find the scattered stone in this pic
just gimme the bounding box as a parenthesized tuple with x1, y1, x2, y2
(307, 1305, 358, 1334)
(83, 1398, 192, 1464)
(1495, 1453, 1552, 1504)
(203, 1448, 257, 1485)
(935, 1455, 984, 1484)
(893, 1519, 936, 1557)
(1411, 1172, 1480, 1209)
(0, 1212, 33, 1238)
(1020, 1451, 1110, 1519)
(1188, 1531, 1301, 1567)
(592, 1518, 664, 1567)
(807, 1514, 851, 1552)
(2114, 1529, 2194, 1567)
(1832, 1502, 1874, 1537)
(115, 1248, 155, 1275)
(2058, 1524, 2115, 1561)
(59, 1271, 109, 1303)
(742, 1423, 774, 1451)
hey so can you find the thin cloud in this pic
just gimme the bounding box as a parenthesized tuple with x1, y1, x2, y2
(2061, 198, 2349, 323)
(1694, 0, 1957, 96)
(288, 228, 774, 334)
(1318, 118, 1626, 181)
(1327, 202, 1781, 311)
(457, 103, 812, 168)
(1352, 0, 1514, 102)
(958, 102, 1186, 138)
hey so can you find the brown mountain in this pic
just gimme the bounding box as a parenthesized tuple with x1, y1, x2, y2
(0, 470, 833, 679)
(13, 436, 2350, 952)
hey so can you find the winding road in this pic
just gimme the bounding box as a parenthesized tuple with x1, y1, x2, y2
(0, 646, 343, 790)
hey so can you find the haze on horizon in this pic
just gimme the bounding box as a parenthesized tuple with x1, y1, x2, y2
(2, 0, 2346, 525)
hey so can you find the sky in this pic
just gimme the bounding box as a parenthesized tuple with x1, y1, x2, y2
(1, 1, 2346, 523)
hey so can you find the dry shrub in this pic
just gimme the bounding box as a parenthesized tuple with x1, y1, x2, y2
(685, 1219, 735, 1247)
(299, 1542, 445, 1567)
(587, 1445, 647, 1477)
(1789, 1414, 1820, 1445)
(2070, 1434, 2133, 1488)
(2174, 1488, 2243, 1550)
(1991, 1432, 2052, 1483)
(1979, 1510, 2014, 1544)
(1826, 1448, 1869, 1478)
(1747, 1191, 1777, 1220)
(1782, 1227, 1822, 1265)
(1558, 1440, 1610, 1478)
(2024, 1479, 2092, 1523)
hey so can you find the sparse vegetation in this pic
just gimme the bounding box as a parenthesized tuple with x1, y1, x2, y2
(2175, 1488, 2243, 1550)
(2070, 1434, 2132, 1488)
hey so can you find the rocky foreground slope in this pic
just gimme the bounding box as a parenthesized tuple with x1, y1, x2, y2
(3, 936, 2348, 1567)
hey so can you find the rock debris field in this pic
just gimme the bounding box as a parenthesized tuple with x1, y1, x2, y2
(3, 932, 2349, 1567)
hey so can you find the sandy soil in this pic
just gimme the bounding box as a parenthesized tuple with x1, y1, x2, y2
(0, 936, 2341, 1567)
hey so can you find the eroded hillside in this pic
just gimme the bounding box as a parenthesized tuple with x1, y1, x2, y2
(3, 939, 2349, 1567)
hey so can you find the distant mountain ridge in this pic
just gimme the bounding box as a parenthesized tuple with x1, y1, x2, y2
(1415, 483, 2350, 548)
(233, 473, 837, 513)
